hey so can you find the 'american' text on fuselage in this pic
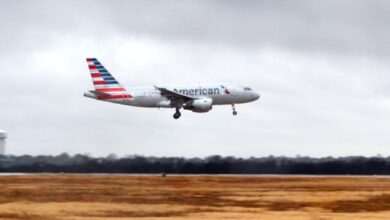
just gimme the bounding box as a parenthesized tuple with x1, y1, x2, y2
(173, 87, 220, 96)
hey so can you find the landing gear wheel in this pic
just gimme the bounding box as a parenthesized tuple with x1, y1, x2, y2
(232, 103, 237, 116)
(173, 110, 181, 119)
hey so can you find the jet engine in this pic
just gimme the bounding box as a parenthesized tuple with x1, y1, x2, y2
(185, 98, 213, 113)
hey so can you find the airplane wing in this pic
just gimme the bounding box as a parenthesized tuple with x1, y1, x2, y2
(154, 86, 194, 106)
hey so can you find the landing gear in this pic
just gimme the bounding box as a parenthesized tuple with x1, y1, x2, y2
(232, 104, 237, 116)
(173, 108, 181, 119)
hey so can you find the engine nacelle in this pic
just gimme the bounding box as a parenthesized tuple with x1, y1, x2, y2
(186, 98, 213, 113)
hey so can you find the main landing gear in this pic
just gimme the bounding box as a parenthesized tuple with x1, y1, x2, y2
(173, 108, 181, 119)
(232, 103, 237, 116)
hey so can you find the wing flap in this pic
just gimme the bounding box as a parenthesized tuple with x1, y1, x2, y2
(154, 86, 194, 106)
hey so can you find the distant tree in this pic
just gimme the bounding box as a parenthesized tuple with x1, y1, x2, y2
(1, 153, 390, 174)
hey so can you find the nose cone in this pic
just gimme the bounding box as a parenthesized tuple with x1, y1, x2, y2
(252, 92, 260, 101)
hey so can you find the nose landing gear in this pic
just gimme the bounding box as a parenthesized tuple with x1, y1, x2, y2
(232, 104, 237, 116)
(173, 108, 181, 119)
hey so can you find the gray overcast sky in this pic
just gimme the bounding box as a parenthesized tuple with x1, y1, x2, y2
(1, 0, 390, 157)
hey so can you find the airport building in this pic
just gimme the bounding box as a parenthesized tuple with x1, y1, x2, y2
(0, 130, 7, 155)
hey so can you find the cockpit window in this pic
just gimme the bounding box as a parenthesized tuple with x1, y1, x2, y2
(244, 87, 252, 91)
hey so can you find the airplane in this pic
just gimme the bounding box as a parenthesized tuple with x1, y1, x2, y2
(83, 58, 260, 119)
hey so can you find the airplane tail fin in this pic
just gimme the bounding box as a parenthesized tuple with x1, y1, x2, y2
(86, 58, 132, 100)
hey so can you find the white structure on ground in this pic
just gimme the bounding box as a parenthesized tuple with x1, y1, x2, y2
(0, 130, 7, 155)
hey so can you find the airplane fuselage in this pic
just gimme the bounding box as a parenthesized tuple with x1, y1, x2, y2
(85, 84, 260, 109)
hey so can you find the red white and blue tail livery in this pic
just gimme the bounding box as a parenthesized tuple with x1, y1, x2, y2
(86, 58, 132, 101)
(84, 58, 260, 119)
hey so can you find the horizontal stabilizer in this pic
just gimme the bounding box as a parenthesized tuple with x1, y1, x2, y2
(90, 90, 112, 97)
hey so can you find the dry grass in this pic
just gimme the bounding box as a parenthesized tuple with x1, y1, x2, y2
(0, 175, 389, 219)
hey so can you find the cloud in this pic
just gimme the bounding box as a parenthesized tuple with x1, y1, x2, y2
(1, 1, 390, 157)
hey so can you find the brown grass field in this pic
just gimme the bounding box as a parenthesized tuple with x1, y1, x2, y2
(0, 175, 389, 219)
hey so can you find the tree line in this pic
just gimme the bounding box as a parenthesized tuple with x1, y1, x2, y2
(0, 153, 390, 174)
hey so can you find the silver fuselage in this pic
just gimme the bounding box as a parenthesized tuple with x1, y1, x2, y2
(85, 83, 260, 109)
